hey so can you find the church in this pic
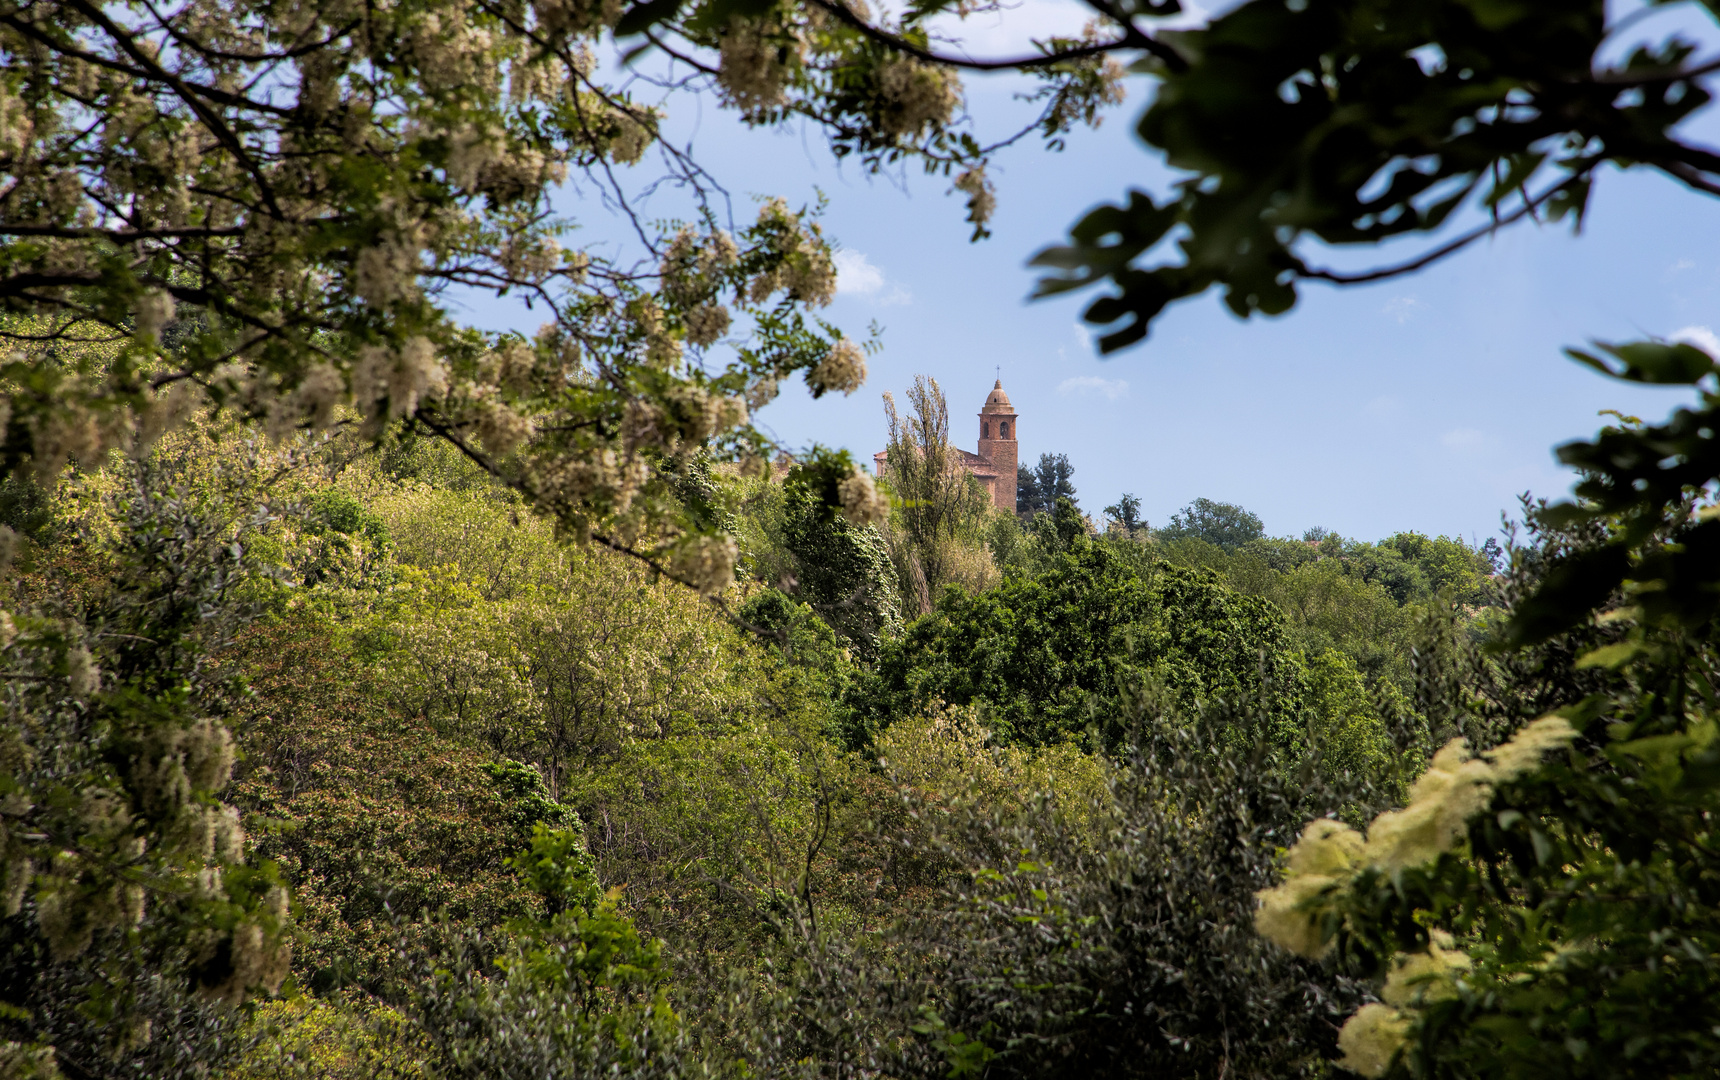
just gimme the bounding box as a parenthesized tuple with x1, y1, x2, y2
(873, 379, 1019, 513)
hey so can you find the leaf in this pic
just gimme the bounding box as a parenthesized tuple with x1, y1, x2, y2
(1566, 340, 1717, 385)
(1502, 543, 1631, 646)
(614, 0, 686, 38)
(1574, 641, 1644, 670)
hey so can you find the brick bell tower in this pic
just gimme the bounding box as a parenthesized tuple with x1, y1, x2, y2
(976, 379, 1018, 512)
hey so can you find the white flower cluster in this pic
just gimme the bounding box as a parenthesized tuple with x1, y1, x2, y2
(627, 295, 683, 367)
(954, 167, 996, 229)
(745, 376, 780, 409)
(353, 229, 425, 307)
(1255, 717, 1580, 1074)
(30, 403, 111, 481)
(660, 225, 741, 306)
(609, 106, 658, 165)
(406, 7, 500, 94)
(628, 385, 748, 450)
(489, 339, 540, 394)
(1334, 932, 1472, 1077)
(137, 381, 204, 450)
(808, 337, 868, 397)
(66, 645, 101, 700)
(446, 124, 566, 200)
(685, 302, 731, 347)
(0, 79, 33, 159)
(204, 885, 292, 1007)
(478, 400, 533, 456)
(1256, 716, 1577, 959)
(133, 289, 175, 341)
(530, 447, 651, 516)
(293, 364, 346, 430)
(508, 54, 569, 103)
(1251, 818, 1360, 958)
(500, 235, 561, 282)
(876, 58, 962, 139)
(41, 170, 86, 223)
(838, 468, 888, 526)
(669, 534, 738, 598)
(717, 18, 803, 112)
(188, 802, 246, 864)
(36, 863, 147, 959)
(353, 337, 447, 419)
(1334, 1003, 1411, 1079)
(746, 199, 837, 306)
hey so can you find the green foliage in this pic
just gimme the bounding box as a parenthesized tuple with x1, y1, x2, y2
(737, 588, 848, 671)
(1507, 344, 1720, 646)
(1031, 0, 1716, 350)
(855, 531, 1309, 753)
(1255, 467, 1720, 1077)
(777, 468, 904, 659)
(224, 997, 426, 1080)
(507, 824, 600, 916)
(0, 454, 293, 1078)
(1158, 497, 1265, 552)
(880, 376, 998, 610)
(403, 827, 683, 1080)
(1102, 491, 1145, 539)
(1305, 648, 1395, 793)
(0, 473, 57, 545)
(229, 612, 554, 992)
(1016, 452, 1077, 518)
(739, 685, 1385, 1080)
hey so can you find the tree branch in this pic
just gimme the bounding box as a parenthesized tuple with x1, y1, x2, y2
(795, 0, 1183, 74)
(60, 0, 288, 216)
(1299, 170, 1591, 286)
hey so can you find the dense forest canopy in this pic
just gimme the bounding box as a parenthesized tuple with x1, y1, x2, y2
(6, 0, 1720, 1078)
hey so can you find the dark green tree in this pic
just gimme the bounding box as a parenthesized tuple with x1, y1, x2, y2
(852, 529, 1308, 752)
(1104, 492, 1145, 538)
(1017, 453, 1077, 519)
(1158, 498, 1265, 552)
(777, 470, 904, 660)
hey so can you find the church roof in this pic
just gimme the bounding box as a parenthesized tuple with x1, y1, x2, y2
(981, 379, 1014, 413)
(872, 445, 999, 478)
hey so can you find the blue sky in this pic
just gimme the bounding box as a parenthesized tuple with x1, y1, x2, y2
(465, 0, 1720, 546)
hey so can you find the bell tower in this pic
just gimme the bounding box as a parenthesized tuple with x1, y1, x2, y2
(976, 379, 1018, 512)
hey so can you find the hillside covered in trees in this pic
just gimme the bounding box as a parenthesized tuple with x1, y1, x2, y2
(1, 402, 1521, 1079)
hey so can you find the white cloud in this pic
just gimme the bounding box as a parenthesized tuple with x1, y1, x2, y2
(1441, 428, 1485, 450)
(1382, 296, 1426, 324)
(834, 249, 885, 294)
(1072, 321, 1092, 351)
(1058, 375, 1129, 400)
(1671, 324, 1720, 358)
(1671, 258, 1697, 273)
(833, 249, 910, 305)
